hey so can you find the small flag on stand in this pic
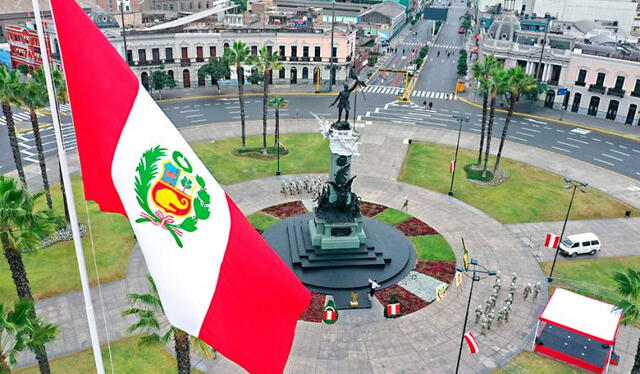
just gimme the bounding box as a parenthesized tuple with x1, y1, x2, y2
(464, 331, 479, 354)
(386, 303, 400, 316)
(322, 299, 338, 324)
(449, 159, 456, 173)
(544, 233, 561, 249)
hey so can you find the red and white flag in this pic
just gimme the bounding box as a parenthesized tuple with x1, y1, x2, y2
(464, 331, 479, 354)
(544, 233, 561, 249)
(449, 160, 456, 173)
(50, 1, 310, 373)
(387, 303, 400, 316)
(322, 309, 336, 321)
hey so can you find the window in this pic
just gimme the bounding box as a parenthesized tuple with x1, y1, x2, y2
(581, 241, 590, 247)
(279, 68, 285, 79)
(126, 50, 133, 62)
(209, 46, 216, 57)
(591, 240, 599, 245)
(181, 47, 189, 60)
(152, 48, 160, 62)
(572, 243, 579, 248)
(279, 45, 286, 57)
(180, 2, 184, 10)
(303, 46, 309, 57)
(596, 72, 606, 86)
(614, 76, 625, 89)
(314, 46, 321, 57)
(138, 49, 146, 61)
(291, 45, 297, 57)
(332, 46, 337, 58)
(198, 2, 202, 9)
(266, 45, 272, 55)
(165, 48, 173, 61)
(196, 46, 204, 62)
(633, 79, 640, 96)
(189, 2, 193, 9)
(251, 45, 258, 55)
(576, 69, 587, 85)
(169, 3, 174, 10)
(206, 1, 210, 7)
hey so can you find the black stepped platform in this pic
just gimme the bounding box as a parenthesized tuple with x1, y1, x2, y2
(263, 214, 416, 309)
(286, 218, 390, 269)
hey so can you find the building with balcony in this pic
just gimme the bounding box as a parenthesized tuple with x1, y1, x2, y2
(5, 21, 62, 72)
(108, 7, 357, 88)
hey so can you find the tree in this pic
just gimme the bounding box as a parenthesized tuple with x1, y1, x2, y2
(248, 46, 282, 153)
(482, 66, 504, 178)
(224, 41, 251, 150)
(457, 51, 468, 75)
(269, 96, 286, 149)
(493, 67, 538, 172)
(0, 66, 26, 186)
(472, 55, 500, 167)
(0, 176, 59, 374)
(15, 65, 29, 76)
(614, 269, 640, 373)
(198, 57, 229, 94)
(123, 275, 215, 374)
(0, 300, 57, 374)
(15, 78, 53, 210)
(150, 68, 176, 100)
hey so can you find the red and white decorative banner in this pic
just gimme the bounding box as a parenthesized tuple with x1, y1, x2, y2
(387, 303, 400, 316)
(544, 233, 561, 249)
(323, 309, 336, 322)
(449, 160, 456, 173)
(464, 331, 479, 354)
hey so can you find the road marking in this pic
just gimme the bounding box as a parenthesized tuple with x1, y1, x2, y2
(552, 146, 571, 153)
(592, 138, 602, 142)
(571, 128, 591, 135)
(172, 106, 180, 109)
(632, 149, 640, 153)
(619, 145, 628, 149)
(527, 123, 540, 128)
(229, 111, 240, 114)
(179, 109, 200, 113)
(193, 104, 200, 107)
(605, 141, 614, 145)
(190, 119, 207, 123)
(594, 158, 615, 166)
(557, 141, 580, 148)
(602, 153, 623, 161)
(515, 131, 534, 138)
(521, 127, 541, 133)
(544, 126, 552, 130)
(556, 129, 565, 133)
(609, 149, 630, 157)
(185, 114, 204, 118)
(525, 118, 547, 124)
(566, 138, 588, 145)
(509, 135, 529, 142)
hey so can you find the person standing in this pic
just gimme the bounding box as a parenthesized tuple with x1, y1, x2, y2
(368, 279, 380, 296)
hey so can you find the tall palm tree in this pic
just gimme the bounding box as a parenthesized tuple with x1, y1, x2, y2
(249, 47, 283, 153)
(0, 176, 59, 374)
(614, 269, 640, 373)
(471, 55, 499, 166)
(15, 79, 52, 210)
(269, 96, 286, 149)
(224, 41, 251, 150)
(0, 299, 57, 374)
(493, 67, 538, 172)
(481, 66, 504, 178)
(0, 66, 26, 187)
(123, 275, 215, 374)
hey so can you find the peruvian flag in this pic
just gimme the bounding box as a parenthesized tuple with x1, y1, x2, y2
(322, 309, 336, 322)
(464, 331, 479, 354)
(387, 303, 400, 316)
(544, 233, 561, 249)
(449, 160, 456, 173)
(49, 0, 310, 373)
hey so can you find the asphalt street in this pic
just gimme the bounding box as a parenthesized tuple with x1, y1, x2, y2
(1, 0, 639, 183)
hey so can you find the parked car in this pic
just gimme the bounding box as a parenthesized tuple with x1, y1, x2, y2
(558, 233, 601, 258)
(458, 28, 465, 34)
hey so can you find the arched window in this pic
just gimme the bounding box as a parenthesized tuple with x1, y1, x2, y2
(279, 67, 285, 79)
(302, 67, 309, 80)
(141, 72, 149, 90)
(290, 67, 297, 84)
(183, 69, 191, 88)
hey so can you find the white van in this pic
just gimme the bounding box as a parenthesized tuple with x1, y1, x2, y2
(558, 233, 601, 258)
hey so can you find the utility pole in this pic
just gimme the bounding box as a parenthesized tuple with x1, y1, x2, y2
(448, 115, 469, 196)
(329, 0, 336, 92)
(534, 16, 551, 81)
(119, 0, 129, 63)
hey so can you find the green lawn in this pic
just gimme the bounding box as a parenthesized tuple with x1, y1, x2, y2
(247, 211, 280, 231)
(15, 336, 204, 374)
(493, 351, 587, 374)
(399, 142, 629, 224)
(411, 234, 456, 261)
(373, 208, 412, 225)
(192, 134, 329, 185)
(0, 176, 135, 304)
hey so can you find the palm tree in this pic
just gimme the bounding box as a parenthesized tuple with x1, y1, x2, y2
(123, 275, 215, 374)
(0, 66, 26, 187)
(0, 299, 57, 374)
(614, 269, 640, 373)
(481, 66, 504, 178)
(249, 47, 283, 153)
(269, 96, 286, 149)
(471, 55, 499, 166)
(493, 67, 538, 172)
(224, 41, 251, 150)
(0, 176, 59, 374)
(15, 79, 52, 210)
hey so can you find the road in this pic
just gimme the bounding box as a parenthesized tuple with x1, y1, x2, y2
(1, 1, 639, 182)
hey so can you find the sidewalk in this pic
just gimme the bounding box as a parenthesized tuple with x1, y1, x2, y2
(458, 89, 640, 141)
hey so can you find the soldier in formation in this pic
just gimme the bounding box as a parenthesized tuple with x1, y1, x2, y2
(533, 282, 541, 300)
(280, 176, 326, 197)
(523, 283, 532, 301)
(487, 309, 495, 330)
(475, 305, 483, 324)
(480, 315, 488, 335)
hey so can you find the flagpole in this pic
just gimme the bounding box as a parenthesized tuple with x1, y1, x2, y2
(31, 1, 106, 373)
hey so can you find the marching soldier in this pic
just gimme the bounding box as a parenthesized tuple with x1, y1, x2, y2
(511, 272, 518, 285)
(533, 282, 541, 300)
(480, 316, 488, 335)
(475, 305, 483, 323)
(485, 299, 492, 314)
(505, 294, 513, 306)
(489, 294, 497, 308)
(496, 308, 505, 326)
(487, 309, 495, 330)
(523, 283, 532, 301)
(503, 306, 510, 323)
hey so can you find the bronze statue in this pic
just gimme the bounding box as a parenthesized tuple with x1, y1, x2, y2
(329, 66, 366, 125)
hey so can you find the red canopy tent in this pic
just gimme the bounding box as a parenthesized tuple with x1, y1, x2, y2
(533, 288, 623, 373)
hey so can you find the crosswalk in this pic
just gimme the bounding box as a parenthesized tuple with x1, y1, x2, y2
(0, 111, 44, 126)
(430, 44, 461, 50)
(362, 85, 404, 95)
(411, 91, 455, 100)
(16, 123, 77, 163)
(361, 85, 455, 100)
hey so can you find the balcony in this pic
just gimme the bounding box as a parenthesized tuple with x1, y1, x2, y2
(180, 58, 191, 67)
(137, 60, 150, 66)
(164, 58, 175, 63)
(313, 56, 321, 62)
(607, 87, 626, 97)
(278, 55, 286, 61)
(301, 56, 310, 62)
(547, 79, 559, 86)
(150, 59, 162, 65)
(575, 80, 586, 87)
(196, 57, 205, 63)
(290, 56, 299, 62)
(588, 84, 606, 94)
(631, 91, 640, 98)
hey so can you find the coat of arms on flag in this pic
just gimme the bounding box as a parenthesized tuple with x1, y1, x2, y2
(544, 233, 561, 249)
(322, 299, 338, 324)
(464, 331, 479, 354)
(135, 147, 211, 248)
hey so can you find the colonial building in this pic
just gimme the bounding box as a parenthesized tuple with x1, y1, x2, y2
(108, 7, 357, 88)
(5, 21, 61, 71)
(359, 2, 407, 41)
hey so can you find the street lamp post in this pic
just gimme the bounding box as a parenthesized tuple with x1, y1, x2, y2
(454, 258, 496, 374)
(548, 178, 588, 279)
(449, 115, 469, 196)
(534, 15, 551, 82)
(329, 0, 336, 92)
(276, 106, 281, 176)
(118, 0, 128, 61)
